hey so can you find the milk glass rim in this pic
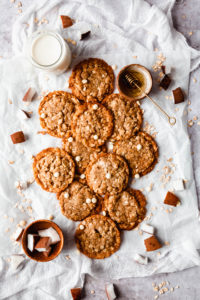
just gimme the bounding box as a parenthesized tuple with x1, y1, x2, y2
(28, 30, 63, 68)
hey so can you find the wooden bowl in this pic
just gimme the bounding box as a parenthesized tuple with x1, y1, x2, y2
(117, 64, 153, 101)
(22, 219, 64, 262)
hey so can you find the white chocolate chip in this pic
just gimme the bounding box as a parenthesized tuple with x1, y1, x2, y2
(106, 173, 111, 179)
(92, 198, 97, 203)
(102, 211, 106, 216)
(82, 79, 87, 84)
(93, 135, 98, 140)
(86, 198, 91, 204)
(64, 192, 69, 198)
(80, 174, 85, 179)
(92, 104, 98, 110)
(137, 144, 142, 151)
(40, 113, 46, 118)
(75, 156, 81, 162)
(54, 172, 59, 178)
(107, 142, 113, 151)
(68, 137, 73, 143)
(135, 174, 140, 179)
(80, 224, 84, 230)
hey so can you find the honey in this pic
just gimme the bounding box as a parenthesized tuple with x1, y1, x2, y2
(127, 71, 146, 97)
(119, 69, 147, 99)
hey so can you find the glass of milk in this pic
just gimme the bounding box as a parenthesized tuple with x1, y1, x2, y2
(27, 30, 71, 74)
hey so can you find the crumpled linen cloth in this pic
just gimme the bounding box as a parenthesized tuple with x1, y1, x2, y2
(0, 0, 200, 299)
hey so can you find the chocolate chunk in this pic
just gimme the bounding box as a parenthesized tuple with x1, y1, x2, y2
(173, 87, 184, 104)
(23, 87, 36, 102)
(27, 234, 40, 252)
(159, 74, 171, 90)
(161, 65, 166, 74)
(60, 15, 73, 28)
(35, 237, 51, 251)
(10, 131, 25, 144)
(80, 31, 91, 40)
(22, 110, 31, 118)
(164, 191, 180, 206)
(144, 235, 162, 252)
(70, 288, 82, 300)
(43, 247, 52, 257)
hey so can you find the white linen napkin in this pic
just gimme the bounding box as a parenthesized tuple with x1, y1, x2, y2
(1, 0, 200, 299)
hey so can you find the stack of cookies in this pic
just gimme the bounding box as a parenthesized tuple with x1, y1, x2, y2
(33, 58, 159, 259)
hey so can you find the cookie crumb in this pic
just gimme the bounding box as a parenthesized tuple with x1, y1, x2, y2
(19, 220, 27, 227)
(90, 290, 95, 294)
(112, 64, 117, 70)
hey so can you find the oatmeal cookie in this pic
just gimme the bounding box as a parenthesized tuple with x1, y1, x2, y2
(33, 147, 75, 193)
(102, 94, 143, 141)
(71, 102, 113, 148)
(69, 58, 114, 102)
(57, 181, 102, 221)
(62, 132, 106, 174)
(75, 215, 121, 259)
(104, 189, 146, 230)
(86, 153, 129, 195)
(113, 131, 158, 177)
(38, 91, 80, 138)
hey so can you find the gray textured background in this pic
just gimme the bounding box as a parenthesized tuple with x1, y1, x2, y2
(1, 0, 200, 299)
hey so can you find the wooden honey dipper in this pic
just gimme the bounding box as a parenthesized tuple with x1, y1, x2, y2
(124, 72, 176, 126)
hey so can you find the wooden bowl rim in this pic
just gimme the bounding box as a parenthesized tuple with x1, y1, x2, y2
(22, 219, 64, 262)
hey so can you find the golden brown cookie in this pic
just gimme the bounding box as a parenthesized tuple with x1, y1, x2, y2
(69, 58, 115, 102)
(33, 147, 75, 193)
(102, 94, 143, 141)
(86, 153, 129, 195)
(75, 215, 121, 259)
(38, 91, 80, 138)
(104, 189, 146, 230)
(57, 181, 102, 221)
(71, 102, 113, 148)
(113, 131, 158, 178)
(62, 132, 106, 174)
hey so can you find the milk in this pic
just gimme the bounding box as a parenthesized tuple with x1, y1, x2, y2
(28, 31, 71, 74)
